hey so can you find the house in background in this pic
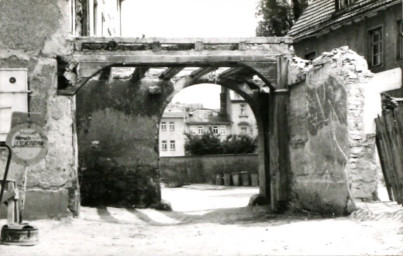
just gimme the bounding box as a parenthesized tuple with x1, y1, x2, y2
(159, 86, 257, 156)
(226, 89, 257, 137)
(159, 111, 186, 157)
(185, 108, 232, 139)
(288, 0, 403, 97)
(71, 0, 123, 36)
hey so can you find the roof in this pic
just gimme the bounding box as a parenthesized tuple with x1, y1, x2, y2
(162, 111, 185, 119)
(185, 109, 231, 125)
(288, 0, 400, 42)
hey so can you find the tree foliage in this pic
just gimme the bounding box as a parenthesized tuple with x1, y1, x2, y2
(185, 131, 223, 155)
(185, 131, 257, 156)
(256, 0, 308, 37)
(222, 135, 257, 154)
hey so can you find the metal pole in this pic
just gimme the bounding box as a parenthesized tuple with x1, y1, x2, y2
(0, 142, 12, 206)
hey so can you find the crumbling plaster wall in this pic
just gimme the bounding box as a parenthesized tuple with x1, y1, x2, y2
(287, 47, 377, 215)
(0, 0, 78, 219)
(76, 77, 174, 208)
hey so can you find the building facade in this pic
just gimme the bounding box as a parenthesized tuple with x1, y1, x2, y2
(0, 0, 124, 218)
(289, 0, 403, 96)
(159, 112, 186, 157)
(185, 108, 232, 139)
(0, 0, 123, 141)
(159, 86, 257, 156)
(71, 0, 123, 36)
(226, 90, 257, 137)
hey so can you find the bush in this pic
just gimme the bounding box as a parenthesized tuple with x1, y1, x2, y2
(185, 131, 223, 155)
(185, 131, 257, 155)
(222, 135, 257, 154)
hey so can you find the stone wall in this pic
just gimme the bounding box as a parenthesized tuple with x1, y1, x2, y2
(0, 0, 78, 219)
(160, 154, 258, 184)
(287, 47, 377, 215)
(76, 77, 174, 207)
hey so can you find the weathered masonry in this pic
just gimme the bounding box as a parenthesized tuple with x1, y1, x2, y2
(0, 0, 381, 219)
(58, 37, 293, 212)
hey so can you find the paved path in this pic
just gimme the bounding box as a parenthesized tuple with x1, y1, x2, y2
(0, 185, 402, 256)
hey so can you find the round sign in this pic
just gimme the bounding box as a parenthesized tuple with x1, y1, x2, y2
(6, 122, 48, 166)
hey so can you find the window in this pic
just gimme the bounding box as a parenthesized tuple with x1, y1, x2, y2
(336, 0, 355, 10)
(198, 126, 204, 135)
(368, 27, 383, 67)
(304, 51, 317, 61)
(170, 140, 176, 151)
(101, 14, 105, 36)
(169, 121, 175, 131)
(190, 125, 197, 134)
(240, 104, 247, 117)
(233, 92, 243, 100)
(240, 126, 248, 135)
(212, 126, 219, 135)
(93, 0, 98, 36)
(398, 21, 403, 60)
(220, 125, 226, 135)
(161, 140, 167, 151)
(161, 122, 167, 131)
(70, 0, 76, 35)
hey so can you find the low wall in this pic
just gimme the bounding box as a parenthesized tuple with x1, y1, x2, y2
(160, 154, 258, 184)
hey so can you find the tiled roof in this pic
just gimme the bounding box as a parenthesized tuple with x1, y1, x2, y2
(288, 0, 401, 42)
(185, 109, 231, 124)
(162, 111, 185, 118)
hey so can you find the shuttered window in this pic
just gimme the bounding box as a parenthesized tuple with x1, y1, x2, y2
(368, 27, 383, 67)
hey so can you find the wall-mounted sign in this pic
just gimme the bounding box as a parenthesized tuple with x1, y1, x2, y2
(6, 122, 48, 166)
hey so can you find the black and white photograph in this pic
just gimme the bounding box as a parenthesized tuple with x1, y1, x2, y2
(0, 0, 402, 255)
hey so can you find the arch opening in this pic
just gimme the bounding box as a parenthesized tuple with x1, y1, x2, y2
(158, 82, 263, 213)
(73, 64, 272, 211)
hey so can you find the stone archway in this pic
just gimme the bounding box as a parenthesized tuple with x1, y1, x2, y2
(58, 37, 292, 212)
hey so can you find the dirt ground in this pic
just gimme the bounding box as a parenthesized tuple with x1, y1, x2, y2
(0, 184, 402, 256)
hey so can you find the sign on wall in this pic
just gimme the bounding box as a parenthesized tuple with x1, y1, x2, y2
(6, 121, 48, 166)
(0, 68, 29, 141)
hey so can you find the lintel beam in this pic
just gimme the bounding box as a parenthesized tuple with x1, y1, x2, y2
(218, 67, 254, 79)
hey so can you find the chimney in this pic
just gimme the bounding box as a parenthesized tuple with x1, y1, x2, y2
(220, 86, 228, 118)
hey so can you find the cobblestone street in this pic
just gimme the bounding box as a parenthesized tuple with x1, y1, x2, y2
(0, 185, 402, 256)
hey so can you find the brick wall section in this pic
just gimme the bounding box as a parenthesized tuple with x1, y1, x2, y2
(0, 0, 78, 219)
(287, 47, 377, 215)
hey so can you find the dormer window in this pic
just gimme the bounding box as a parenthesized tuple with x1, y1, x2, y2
(336, 0, 355, 11)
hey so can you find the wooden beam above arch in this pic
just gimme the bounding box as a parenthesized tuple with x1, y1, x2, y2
(189, 67, 218, 80)
(130, 67, 149, 81)
(58, 57, 280, 95)
(218, 67, 254, 79)
(159, 67, 183, 80)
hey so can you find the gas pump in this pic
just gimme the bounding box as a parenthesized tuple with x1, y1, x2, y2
(0, 142, 39, 246)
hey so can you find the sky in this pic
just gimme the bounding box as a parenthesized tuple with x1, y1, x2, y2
(121, 0, 260, 108)
(121, 0, 260, 37)
(171, 84, 222, 109)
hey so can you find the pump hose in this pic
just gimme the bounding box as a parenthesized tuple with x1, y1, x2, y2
(0, 142, 12, 207)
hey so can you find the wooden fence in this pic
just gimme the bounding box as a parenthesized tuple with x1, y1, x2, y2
(375, 94, 403, 205)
